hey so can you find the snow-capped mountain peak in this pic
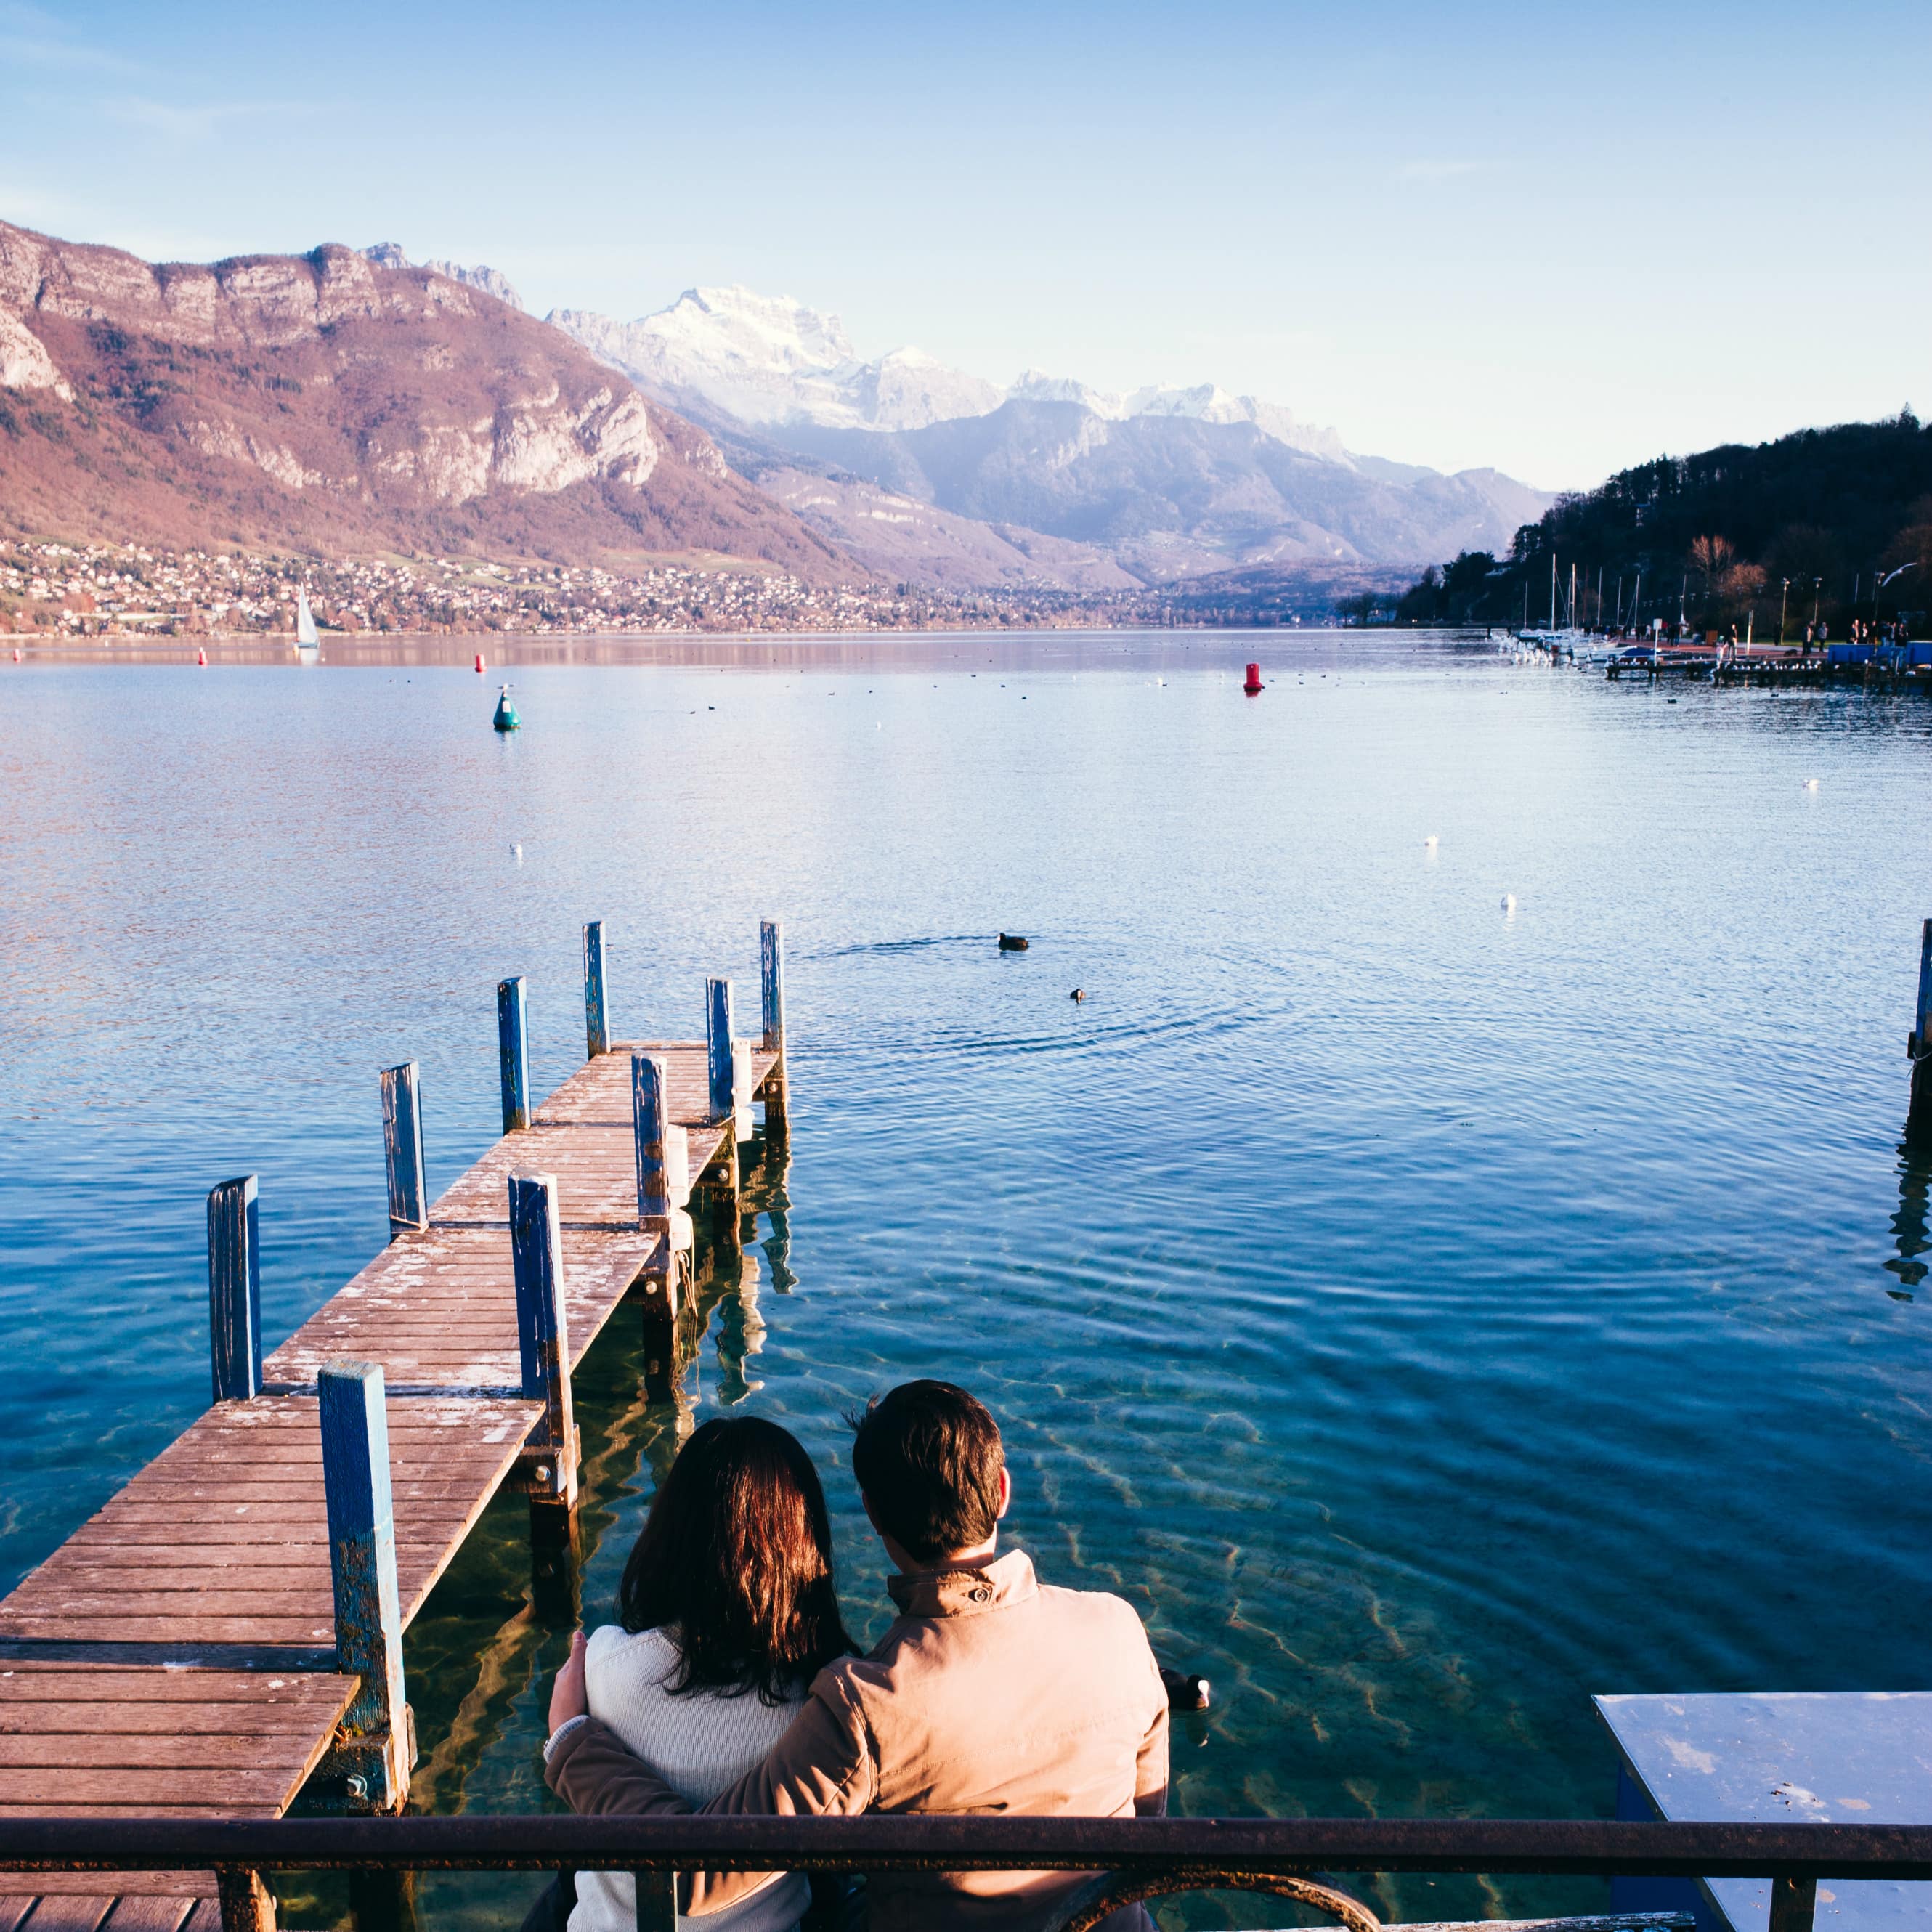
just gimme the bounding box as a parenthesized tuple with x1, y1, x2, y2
(657, 285, 860, 376)
(1122, 383, 1350, 463)
(548, 286, 1000, 432)
(1008, 368, 1122, 413)
(550, 291, 1354, 460)
(1006, 370, 1348, 463)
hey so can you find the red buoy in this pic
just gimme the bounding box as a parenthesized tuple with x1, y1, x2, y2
(475, 652, 487, 673)
(1243, 662, 1263, 694)
(197, 646, 208, 666)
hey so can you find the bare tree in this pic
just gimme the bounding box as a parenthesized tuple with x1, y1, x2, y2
(1689, 535, 1737, 600)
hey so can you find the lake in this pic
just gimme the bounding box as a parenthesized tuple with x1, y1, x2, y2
(3, 630, 1930, 1929)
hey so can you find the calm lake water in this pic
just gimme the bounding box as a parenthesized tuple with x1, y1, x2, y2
(4, 630, 1931, 1929)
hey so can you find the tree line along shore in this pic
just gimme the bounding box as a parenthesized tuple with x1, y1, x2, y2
(1363, 413, 1932, 636)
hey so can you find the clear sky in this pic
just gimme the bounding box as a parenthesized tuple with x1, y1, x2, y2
(3, 0, 1927, 489)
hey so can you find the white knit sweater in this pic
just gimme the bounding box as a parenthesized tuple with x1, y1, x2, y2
(567, 1624, 809, 1932)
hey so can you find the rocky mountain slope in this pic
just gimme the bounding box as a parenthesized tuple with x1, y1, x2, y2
(1004, 370, 1348, 463)
(771, 401, 1551, 580)
(551, 283, 1550, 582)
(755, 466, 1140, 591)
(0, 222, 847, 577)
(362, 243, 525, 312)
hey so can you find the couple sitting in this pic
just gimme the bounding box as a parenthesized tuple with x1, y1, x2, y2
(545, 1380, 1169, 1932)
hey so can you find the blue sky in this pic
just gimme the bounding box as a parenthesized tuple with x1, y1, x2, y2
(3, 0, 1927, 487)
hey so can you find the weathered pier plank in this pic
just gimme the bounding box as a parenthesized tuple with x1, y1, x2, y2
(0, 1399, 538, 1649)
(426, 1040, 771, 1227)
(261, 1228, 659, 1387)
(0, 1885, 221, 1925)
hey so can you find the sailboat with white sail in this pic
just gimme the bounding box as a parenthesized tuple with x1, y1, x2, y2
(294, 587, 321, 664)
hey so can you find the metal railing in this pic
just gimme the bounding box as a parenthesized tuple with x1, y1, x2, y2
(4, 1816, 1926, 1932)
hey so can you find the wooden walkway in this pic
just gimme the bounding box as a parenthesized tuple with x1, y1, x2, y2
(0, 929, 789, 1929)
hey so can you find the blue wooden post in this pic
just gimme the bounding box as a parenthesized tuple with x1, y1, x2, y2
(706, 977, 735, 1123)
(319, 1360, 408, 1811)
(760, 920, 785, 1050)
(1910, 920, 1932, 1142)
(633, 1054, 672, 1220)
(509, 1171, 577, 1509)
(498, 974, 529, 1132)
(379, 1062, 427, 1238)
(760, 921, 791, 1142)
(1915, 919, 1932, 1052)
(583, 921, 609, 1060)
(206, 1175, 261, 1403)
(630, 1052, 682, 1392)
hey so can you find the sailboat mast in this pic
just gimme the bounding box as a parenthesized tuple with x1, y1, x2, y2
(1550, 556, 1556, 630)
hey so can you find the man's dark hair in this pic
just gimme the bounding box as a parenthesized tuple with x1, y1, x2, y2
(849, 1381, 1005, 1564)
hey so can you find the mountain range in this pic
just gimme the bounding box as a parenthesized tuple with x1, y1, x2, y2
(545, 283, 1549, 583)
(0, 219, 1550, 592)
(0, 222, 839, 575)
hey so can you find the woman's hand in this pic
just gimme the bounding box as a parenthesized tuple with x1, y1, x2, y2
(549, 1629, 588, 1732)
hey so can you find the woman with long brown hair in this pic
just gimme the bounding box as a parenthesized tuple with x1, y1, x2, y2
(556, 1416, 855, 1932)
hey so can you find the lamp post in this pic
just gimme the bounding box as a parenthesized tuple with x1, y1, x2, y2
(1779, 577, 1790, 644)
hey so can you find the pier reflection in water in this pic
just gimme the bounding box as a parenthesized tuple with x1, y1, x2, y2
(1887, 1140, 1931, 1296)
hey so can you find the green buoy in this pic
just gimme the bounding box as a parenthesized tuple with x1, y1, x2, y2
(492, 684, 520, 733)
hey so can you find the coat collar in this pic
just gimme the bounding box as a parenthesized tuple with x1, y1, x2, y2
(885, 1546, 1038, 1619)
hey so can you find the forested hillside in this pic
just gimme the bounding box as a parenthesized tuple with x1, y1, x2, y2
(1389, 413, 1932, 632)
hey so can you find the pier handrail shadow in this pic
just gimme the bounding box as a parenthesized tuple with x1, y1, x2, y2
(1, 1812, 1920, 1932)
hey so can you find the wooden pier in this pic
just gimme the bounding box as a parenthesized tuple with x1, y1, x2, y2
(0, 922, 791, 1931)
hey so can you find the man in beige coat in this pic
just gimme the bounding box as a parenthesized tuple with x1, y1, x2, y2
(545, 1380, 1169, 1931)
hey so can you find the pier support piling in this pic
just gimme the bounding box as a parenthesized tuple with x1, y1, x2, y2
(1910, 920, 1932, 1144)
(760, 920, 790, 1141)
(705, 977, 735, 1123)
(760, 920, 784, 1050)
(584, 922, 609, 1060)
(1769, 1878, 1817, 1932)
(207, 1175, 262, 1403)
(348, 1870, 419, 1932)
(510, 1171, 580, 1518)
(631, 1054, 686, 1389)
(632, 1874, 678, 1932)
(318, 1360, 411, 1814)
(632, 1054, 675, 1223)
(379, 1063, 428, 1240)
(498, 975, 530, 1133)
(217, 1867, 277, 1932)
(690, 1122, 744, 1267)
